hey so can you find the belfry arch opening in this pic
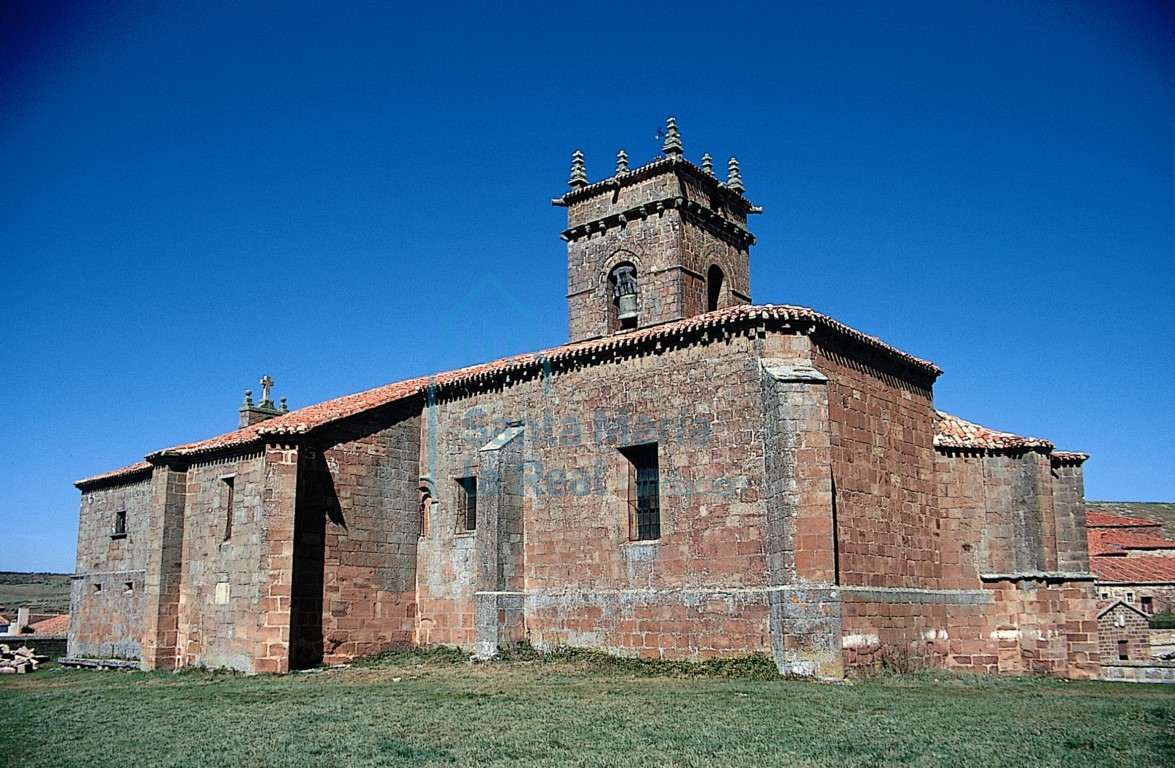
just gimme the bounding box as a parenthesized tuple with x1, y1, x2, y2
(608, 262, 639, 332)
(707, 265, 725, 312)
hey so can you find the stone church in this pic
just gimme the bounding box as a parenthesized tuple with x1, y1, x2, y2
(69, 119, 1100, 678)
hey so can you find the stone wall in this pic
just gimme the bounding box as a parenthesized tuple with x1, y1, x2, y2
(141, 464, 187, 670)
(70, 474, 154, 660)
(292, 403, 421, 667)
(564, 163, 751, 342)
(1051, 458, 1089, 573)
(418, 328, 773, 660)
(176, 452, 266, 671)
(75, 475, 155, 574)
(1097, 585, 1175, 615)
(1100, 661, 1175, 683)
(68, 569, 145, 661)
(1099, 602, 1151, 661)
(932, 448, 1100, 678)
(811, 335, 940, 589)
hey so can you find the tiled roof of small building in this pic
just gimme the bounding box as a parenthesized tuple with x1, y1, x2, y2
(28, 614, 70, 636)
(78, 304, 941, 482)
(1088, 530, 1128, 557)
(73, 461, 153, 490)
(1091, 556, 1175, 584)
(932, 412, 1054, 452)
(1086, 512, 1162, 529)
(1089, 529, 1175, 556)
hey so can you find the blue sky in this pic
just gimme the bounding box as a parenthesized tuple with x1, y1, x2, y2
(1, 1, 1172, 573)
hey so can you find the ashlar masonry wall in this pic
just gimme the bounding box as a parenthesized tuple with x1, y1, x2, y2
(806, 332, 970, 672)
(176, 452, 267, 671)
(70, 473, 154, 660)
(417, 329, 775, 662)
(933, 449, 1099, 677)
(292, 402, 421, 668)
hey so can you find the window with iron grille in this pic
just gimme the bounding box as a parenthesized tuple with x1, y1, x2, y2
(621, 443, 660, 541)
(457, 476, 477, 532)
(112, 510, 127, 538)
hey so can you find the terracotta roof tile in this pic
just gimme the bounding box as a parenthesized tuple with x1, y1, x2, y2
(933, 412, 1054, 452)
(1091, 556, 1175, 584)
(74, 304, 939, 475)
(28, 614, 70, 636)
(1086, 512, 1163, 529)
(74, 461, 153, 490)
(1088, 530, 1129, 557)
(1088, 528, 1175, 553)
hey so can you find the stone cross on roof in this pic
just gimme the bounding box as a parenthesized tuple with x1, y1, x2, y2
(260, 375, 274, 404)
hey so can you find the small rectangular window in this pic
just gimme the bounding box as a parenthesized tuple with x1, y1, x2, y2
(1126, 592, 1134, 603)
(621, 443, 660, 541)
(457, 477, 477, 531)
(222, 477, 235, 541)
(1118, 640, 1129, 661)
(1141, 596, 1153, 614)
(112, 510, 127, 538)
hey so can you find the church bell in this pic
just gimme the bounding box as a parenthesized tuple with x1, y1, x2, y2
(617, 291, 638, 320)
(612, 264, 639, 321)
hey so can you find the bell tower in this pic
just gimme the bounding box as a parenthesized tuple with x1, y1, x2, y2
(553, 117, 760, 342)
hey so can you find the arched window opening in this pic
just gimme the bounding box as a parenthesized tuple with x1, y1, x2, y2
(707, 265, 725, 312)
(609, 263, 639, 331)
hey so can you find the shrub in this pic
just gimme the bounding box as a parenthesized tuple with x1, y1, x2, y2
(1148, 612, 1175, 629)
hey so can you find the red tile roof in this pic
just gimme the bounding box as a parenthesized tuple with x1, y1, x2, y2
(73, 461, 153, 489)
(28, 614, 70, 636)
(1089, 529, 1175, 556)
(1088, 531, 1128, 557)
(933, 412, 1054, 452)
(1086, 512, 1162, 529)
(1091, 556, 1175, 584)
(78, 304, 941, 482)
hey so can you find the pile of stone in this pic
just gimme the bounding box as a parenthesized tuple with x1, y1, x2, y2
(0, 644, 47, 674)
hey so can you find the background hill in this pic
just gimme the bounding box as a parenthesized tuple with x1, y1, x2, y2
(0, 572, 71, 614)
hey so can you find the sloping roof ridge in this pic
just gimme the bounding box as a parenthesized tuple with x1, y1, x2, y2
(80, 303, 938, 474)
(1091, 529, 1175, 550)
(74, 460, 154, 490)
(1086, 511, 1163, 529)
(1096, 599, 1149, 620)
(933, 411, 1055, 452)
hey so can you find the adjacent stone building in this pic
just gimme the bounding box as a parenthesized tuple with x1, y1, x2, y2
(69, 120, 1100, 678)
(1097, 600, 1151, 662)
(1087, 511, 1175, 616)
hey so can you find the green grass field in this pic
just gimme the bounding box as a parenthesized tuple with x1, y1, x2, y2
(1, 650, 1172, 767)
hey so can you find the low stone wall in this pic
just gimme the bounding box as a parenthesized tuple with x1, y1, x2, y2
(1100, 660, 1175, 683)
